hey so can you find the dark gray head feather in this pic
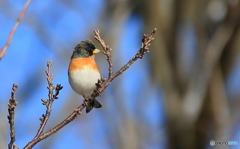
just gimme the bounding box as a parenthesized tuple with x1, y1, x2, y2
(71, 40, 96, 59)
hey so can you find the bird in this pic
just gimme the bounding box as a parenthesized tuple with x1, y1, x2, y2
(68, 40, 102, 113)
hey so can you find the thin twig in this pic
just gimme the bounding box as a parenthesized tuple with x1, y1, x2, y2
(34, 61, 63, 139)
(0, 0, 32, 60)
(90, 28, 157, 99)
(94, 30, 113, 78)
(24, 103, 84, 149)
(8, 84, 19, 149)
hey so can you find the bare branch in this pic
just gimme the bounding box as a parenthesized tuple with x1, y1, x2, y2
(8, 84, 19, 149)
(34, 61, 63, 139)
(94, 29, 113, 78)
(0, 0, 32, 60)
(89, 28, 157, 104)
(23, 28, 156, 148)
(24, 103, 84, 149)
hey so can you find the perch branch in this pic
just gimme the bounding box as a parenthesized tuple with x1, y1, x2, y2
(90, 28, 157, 99)
(23, 28, 156, 149)
(7, 84, 19, 149)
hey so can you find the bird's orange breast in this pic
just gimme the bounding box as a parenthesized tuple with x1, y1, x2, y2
(68, 55, 99, 73)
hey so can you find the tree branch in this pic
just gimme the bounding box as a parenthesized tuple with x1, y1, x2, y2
(90, 28, 157, 99)
(23, 28, 156, 149)
(0, 0, 32, 60)
(94, 30, 113, 78)
(34, 61, 63, 139)
(24, 104, 84, 149)
(7, 84, 19, 149)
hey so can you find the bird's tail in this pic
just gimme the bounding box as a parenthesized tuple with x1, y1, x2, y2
(86, 99, 102, 113)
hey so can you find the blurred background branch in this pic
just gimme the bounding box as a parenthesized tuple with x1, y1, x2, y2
(0, 0, 31, 60)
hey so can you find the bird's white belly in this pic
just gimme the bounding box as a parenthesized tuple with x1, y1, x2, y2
(69, 67, 100, 97)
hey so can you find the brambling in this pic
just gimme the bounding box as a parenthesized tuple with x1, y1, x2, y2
(68, 40, 102, 113)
